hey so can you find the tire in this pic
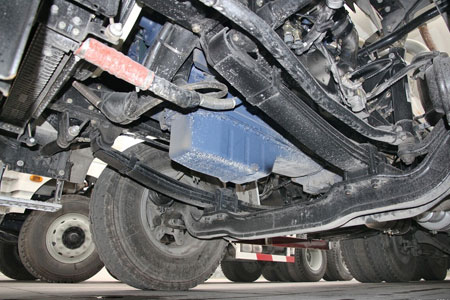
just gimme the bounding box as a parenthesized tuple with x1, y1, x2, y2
(287, 248, 327, 282)
(421, 256, 448, 281)
(341, 234, 418, 283)
(274, 262, 293, 282)
(18, 195, 104, 283)
(0, 242, 35, 280)
(323, 242, 353, 281)
(106, 268, 119, 281)
(90, 144, 227, 290)
(221, 261, 262, 282)
(262, 262, 283, 281)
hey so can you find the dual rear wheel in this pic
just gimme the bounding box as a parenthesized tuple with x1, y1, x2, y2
(223, 248, 336, 283)
(341, 233, 448, 282)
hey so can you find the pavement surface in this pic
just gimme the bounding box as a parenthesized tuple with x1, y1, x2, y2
(1, 269, 450, 300)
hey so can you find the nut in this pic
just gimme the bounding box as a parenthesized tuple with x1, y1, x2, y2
(58, 21, 66, 30)
(72, 16, 82, 26)
(68, 125, 80, 137)
(50, 5, 59, 15)
(192, 23, 201, 33)
(72, 28, 80, 36)
(108, 23, 123, 37)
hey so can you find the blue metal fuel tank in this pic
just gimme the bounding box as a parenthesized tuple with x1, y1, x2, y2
(168, 66, 322, 184)
(131, 15, 327, 185)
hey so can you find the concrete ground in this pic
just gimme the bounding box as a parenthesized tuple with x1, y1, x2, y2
(1, 268, 450, 300)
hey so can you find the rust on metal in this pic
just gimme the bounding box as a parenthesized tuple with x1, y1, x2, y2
(418, 24, 437, 51)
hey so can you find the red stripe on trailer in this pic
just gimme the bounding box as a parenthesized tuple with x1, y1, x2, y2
(256, 253, 273, 262)
(234, 251, 296, 263)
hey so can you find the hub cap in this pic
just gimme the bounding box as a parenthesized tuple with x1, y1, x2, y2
(45, 213, 95, 263)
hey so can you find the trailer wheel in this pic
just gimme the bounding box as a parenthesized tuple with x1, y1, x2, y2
(90, 144, 227, 290)
(287, 248, 327, 282)
(277, 262, 296, 281)
(261, 262, 283, 281)
(341, 234, 418, 282)
(0, 242, 35, 280)
(323, 242, 353, 281)
(221, 261, 262, 282)
(421, 256, 448, 281)
(18, 195, 103, 283)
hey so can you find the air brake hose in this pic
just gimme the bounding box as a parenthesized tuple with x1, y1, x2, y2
(74, 38, 236, 110)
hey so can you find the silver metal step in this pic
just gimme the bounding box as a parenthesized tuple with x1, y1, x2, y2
(0, 195, 61, 212)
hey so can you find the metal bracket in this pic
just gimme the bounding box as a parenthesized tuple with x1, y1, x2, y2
(214, 188, 239, 213)
(54, 179, 65, 205)
(0, 195, 62, 212)
(0, 162, 6, 189)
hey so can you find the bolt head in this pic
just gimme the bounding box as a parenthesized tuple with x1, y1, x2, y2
(202, 0, 216, 6)
(68, 125, 80, 136)
(72, 28, 80, 36)
(344, 185, 352, 195)
(72, 16, 82, 26)
(50, 5, 59, 15)
(16, 160, 24, 167)
(108, 23, 123, 37)
(192, 24, 201, 33)
(58, 21, 66, 30)
(58, 170, 65, 176)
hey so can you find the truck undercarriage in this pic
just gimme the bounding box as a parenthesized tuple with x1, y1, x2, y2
(1, 0, 450, 290)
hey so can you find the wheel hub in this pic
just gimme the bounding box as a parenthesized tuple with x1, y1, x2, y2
(45, 213, 95, 263)
(62, 227, 86, 249)
(305, 249, 323, 272)
(141, 190, 204, 257)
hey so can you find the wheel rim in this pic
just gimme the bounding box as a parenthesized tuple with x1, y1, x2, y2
(305, 249, 323, 272)
(139, 167, 214, 257)
(45, 213, 95, 263)
(140, 194, 205, 257)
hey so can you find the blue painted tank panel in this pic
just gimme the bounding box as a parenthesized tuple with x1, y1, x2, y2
(169, 66, 321, 183)
(129, 17, 322, 184)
